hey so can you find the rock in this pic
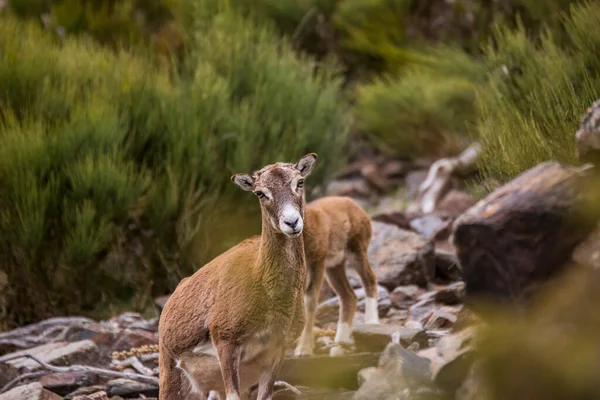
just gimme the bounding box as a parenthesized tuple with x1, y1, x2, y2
(72, 391, 109, 400)
(0, 340, 98, 383)
(432, 349, 475, 393)
(433, 249, 461, 282)
(65, 386, 106, 399)
(353, 340, 433, 400)
(389, 285, 421, 309)
(380, 160, 408, 180)
(0, 382, 63, 400)
(357, 366, 378, 386)
(423, 309, 458, 330)
(64, 327, 104, 343)
(572, 225, 600, 269)
(111, 329, 158, 353)
(409, 215, 446, 239)
(433, 282, 465, 305)
(416, 328, 476, 395)
(106, 379, 157, 398)
(383, 308, 408, 324)
(352, 324, 428, 353)
(316, 286, 390, 325)
(435, 190, 477, 216)
(335, 158, 377, 180)
(452, 161, 597, 306)
(405, 170, 429, 200)
(280, 353, 380, 390)
(371, 212, 412, 231)
(326, 179, 371, 198)
(40, 372, 95, 396)
(275, 387, 356, 399)
(368, 222, 435, 289)
(361, 163, 390, 192)
(407, 298, 436, 328)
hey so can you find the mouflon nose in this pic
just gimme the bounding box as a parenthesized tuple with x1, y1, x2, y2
(284, 217, 299, 229)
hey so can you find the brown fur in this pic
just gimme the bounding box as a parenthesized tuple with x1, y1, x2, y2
(295, 196, 379, 357)
(159, 155, 317, 400)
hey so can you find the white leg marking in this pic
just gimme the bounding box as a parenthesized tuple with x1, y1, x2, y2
(294, 333, 314, 356)
(364, 297, 380, 324)
(334, 322, 353, 344)
(226, 394, 241, 400)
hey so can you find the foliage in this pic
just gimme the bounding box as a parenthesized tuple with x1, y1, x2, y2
(479, 266, 600, 399)
(355, 46, 486, 159)
(0, 7, 349, 327)
(6, 0, 178, 49)
(476, 1, 600, 181)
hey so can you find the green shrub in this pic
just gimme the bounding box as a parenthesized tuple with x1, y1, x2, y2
(477, 2, 600, 181)
(0, 8, 349, 327)
(355, 46, 486, 159)
(6, 0, 176, 48)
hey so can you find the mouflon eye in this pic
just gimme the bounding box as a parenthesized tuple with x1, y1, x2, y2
(297, 179, 304, 189)
(255, 191, 267, 199)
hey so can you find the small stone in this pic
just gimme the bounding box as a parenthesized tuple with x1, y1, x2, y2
(389, 285, 420, 309)
(106, 379, 157, 398)
(357, 366, 378, 386)
(410, 215, 446, 239)
(433, 282, 465, 305)
(40, 372, 95, 396)
(423, 309, 458, 330)
(66, 385, 106, 399)
(384, 308, 408, 323)
(352, 324, 428, 353)
(381, 160, 408, 179)
(0, 382, 62, 400)
(73, 391, 109, 400)
(111, 329, 158, 353)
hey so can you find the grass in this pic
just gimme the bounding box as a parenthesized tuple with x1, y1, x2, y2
(0, 4, 350, 327)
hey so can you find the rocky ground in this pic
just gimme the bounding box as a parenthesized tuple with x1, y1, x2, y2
(1, 134, 599, 399)
(0, 154, 482, 400)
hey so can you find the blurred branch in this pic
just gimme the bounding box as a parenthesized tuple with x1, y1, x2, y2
(0, 353, 159, 394)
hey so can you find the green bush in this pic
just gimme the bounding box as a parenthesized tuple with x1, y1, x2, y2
(476, 1, 600, 181)
(6, 0, 177, 47)
(355, 46, 486, 159)
(0, 7, 349, 327)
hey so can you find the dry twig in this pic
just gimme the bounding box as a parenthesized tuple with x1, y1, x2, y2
(0, 352, 159, 394)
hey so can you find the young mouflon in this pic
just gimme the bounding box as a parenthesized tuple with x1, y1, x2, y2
(295, 196, 380, 357)
(158, 154, 317, 400)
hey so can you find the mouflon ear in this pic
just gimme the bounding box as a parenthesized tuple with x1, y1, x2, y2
(294, 153, 317, 177)
(231, 173, 255, 191)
